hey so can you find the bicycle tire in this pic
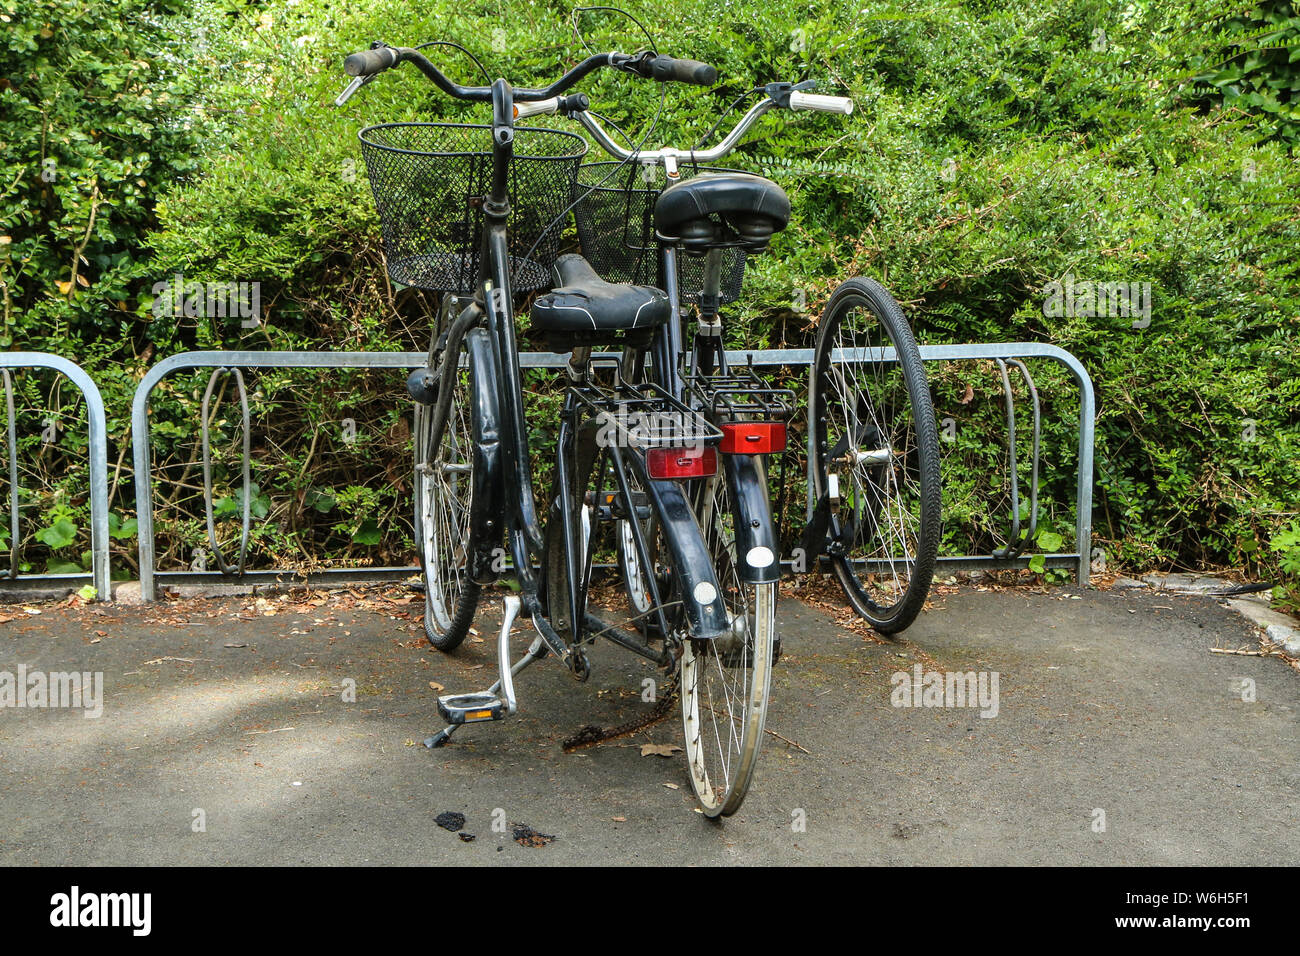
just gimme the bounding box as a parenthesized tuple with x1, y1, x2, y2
(414, 324, 497, 651)
(808, 277, 940, 634)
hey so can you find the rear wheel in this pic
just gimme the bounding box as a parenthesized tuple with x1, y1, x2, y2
(414, 306, 485, 651)
(809, 278, 940, 634)
(680, 464, 776, 818)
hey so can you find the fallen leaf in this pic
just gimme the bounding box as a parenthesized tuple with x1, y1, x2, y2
(663, 782, 680, 790)
(640, 743, 683, 758)
(960, 383, 974, 404)
(611, 816, 626, 822)
(428, 681, 444, 692)
(224, 642, 248, 648)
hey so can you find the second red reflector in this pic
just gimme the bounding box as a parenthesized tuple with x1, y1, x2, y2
(719, 422, 787, 455)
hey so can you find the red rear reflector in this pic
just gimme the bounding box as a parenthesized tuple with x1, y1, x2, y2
(646, 445, 718, 480)
(719, 422, 787, 454)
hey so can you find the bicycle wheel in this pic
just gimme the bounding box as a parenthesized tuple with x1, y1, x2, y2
(809, 277, 940, 634)
(680, 461, 776, 818)
(413, 319, 490, 651)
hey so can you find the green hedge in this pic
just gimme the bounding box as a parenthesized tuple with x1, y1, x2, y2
(2, 0, 1298, 607)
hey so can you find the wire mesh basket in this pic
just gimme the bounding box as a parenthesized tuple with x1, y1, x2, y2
(573, 161, 748, 305)
(358, 123, 588, 295)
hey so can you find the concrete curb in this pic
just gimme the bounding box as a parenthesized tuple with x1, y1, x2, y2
(1112, 572, 1300, 656)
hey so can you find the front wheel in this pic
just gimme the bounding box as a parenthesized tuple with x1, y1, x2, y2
(413, 318, 493, 651)
(809, 277, 940, 634)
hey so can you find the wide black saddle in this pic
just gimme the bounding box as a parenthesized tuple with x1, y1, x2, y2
(653, 172, 790, 253)
(529, 254, 670, 346)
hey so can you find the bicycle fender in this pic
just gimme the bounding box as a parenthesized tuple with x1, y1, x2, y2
(466, 328, 504, 584)
(723, 453, 781, 585)
(631, 460, 731, 642)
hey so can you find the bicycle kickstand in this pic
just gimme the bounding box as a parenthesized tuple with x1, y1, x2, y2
(424, 594, 547, 748)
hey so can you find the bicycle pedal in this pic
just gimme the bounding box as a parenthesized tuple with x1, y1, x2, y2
(437, 692, 506, 724)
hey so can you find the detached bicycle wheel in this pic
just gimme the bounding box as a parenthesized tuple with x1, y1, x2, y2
(413, 318, 490, 651)
(681, 465, 776, 818)
(809, 278, 940, 634)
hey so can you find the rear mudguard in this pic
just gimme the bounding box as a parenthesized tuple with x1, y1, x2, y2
(626, 452, 732, 642)
(722, 453, 781, 585)
(465, 327, 504, 584)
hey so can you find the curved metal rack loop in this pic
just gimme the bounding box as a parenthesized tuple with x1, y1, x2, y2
(200, 367, 251, 577)
(992, 358, 1041, 559)
(2, 369, 18, 579)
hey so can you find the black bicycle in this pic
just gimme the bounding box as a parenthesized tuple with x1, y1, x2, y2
(562, 81, 941, 635)
(340, 41, 802, 816)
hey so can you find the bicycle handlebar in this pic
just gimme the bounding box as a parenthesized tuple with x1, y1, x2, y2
(574, 80, 854, 164)
(336, 42, 853, 164)
(340, 44, 718, 103)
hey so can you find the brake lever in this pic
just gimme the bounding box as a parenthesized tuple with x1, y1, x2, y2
(618, 49, 657, 78)
(334, 72, 376, 108)
(763, 79, 818, 108)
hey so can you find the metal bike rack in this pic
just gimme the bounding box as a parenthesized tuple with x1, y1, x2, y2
(131, 343, 1094, 602)
(0, 353, 112, 600)
(800, 342, 1094, 583)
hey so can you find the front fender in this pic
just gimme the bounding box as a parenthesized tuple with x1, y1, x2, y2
(466, 328, 504, 583)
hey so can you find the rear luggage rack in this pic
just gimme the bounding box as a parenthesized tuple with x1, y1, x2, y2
(569, 378, 723, 450)
(687, 367, 796, 425)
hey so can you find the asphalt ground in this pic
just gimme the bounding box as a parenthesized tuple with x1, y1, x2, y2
(1, 580, 1296, 865)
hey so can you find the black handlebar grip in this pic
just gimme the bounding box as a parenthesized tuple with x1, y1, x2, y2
(344, 47, 400, 77)
(648, 55, 718, 86)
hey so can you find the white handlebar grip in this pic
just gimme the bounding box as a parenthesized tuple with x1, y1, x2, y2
(789, 91, 854, 114)
(514, 97, 559, 120)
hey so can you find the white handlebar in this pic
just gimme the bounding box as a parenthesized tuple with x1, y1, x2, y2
(789, 91, 854, 114)
(574, 87, 854, 164)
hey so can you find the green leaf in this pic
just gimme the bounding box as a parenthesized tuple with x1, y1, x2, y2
(1036, 531, 1064, 553)
(351, 518, 382, 546)
(1028, 554, 1047, 574)
(304, 488, 336, 514)
(47, 559, 84, 574)
(107, 513, 139, 539)
(35, 517, 77, 550)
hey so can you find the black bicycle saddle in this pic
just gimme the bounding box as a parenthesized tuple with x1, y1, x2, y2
(529, 254, 670, 345)
(653, 172, 791, 254)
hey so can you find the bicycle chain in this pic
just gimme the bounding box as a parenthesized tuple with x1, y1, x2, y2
(561, 663, 682, 752)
